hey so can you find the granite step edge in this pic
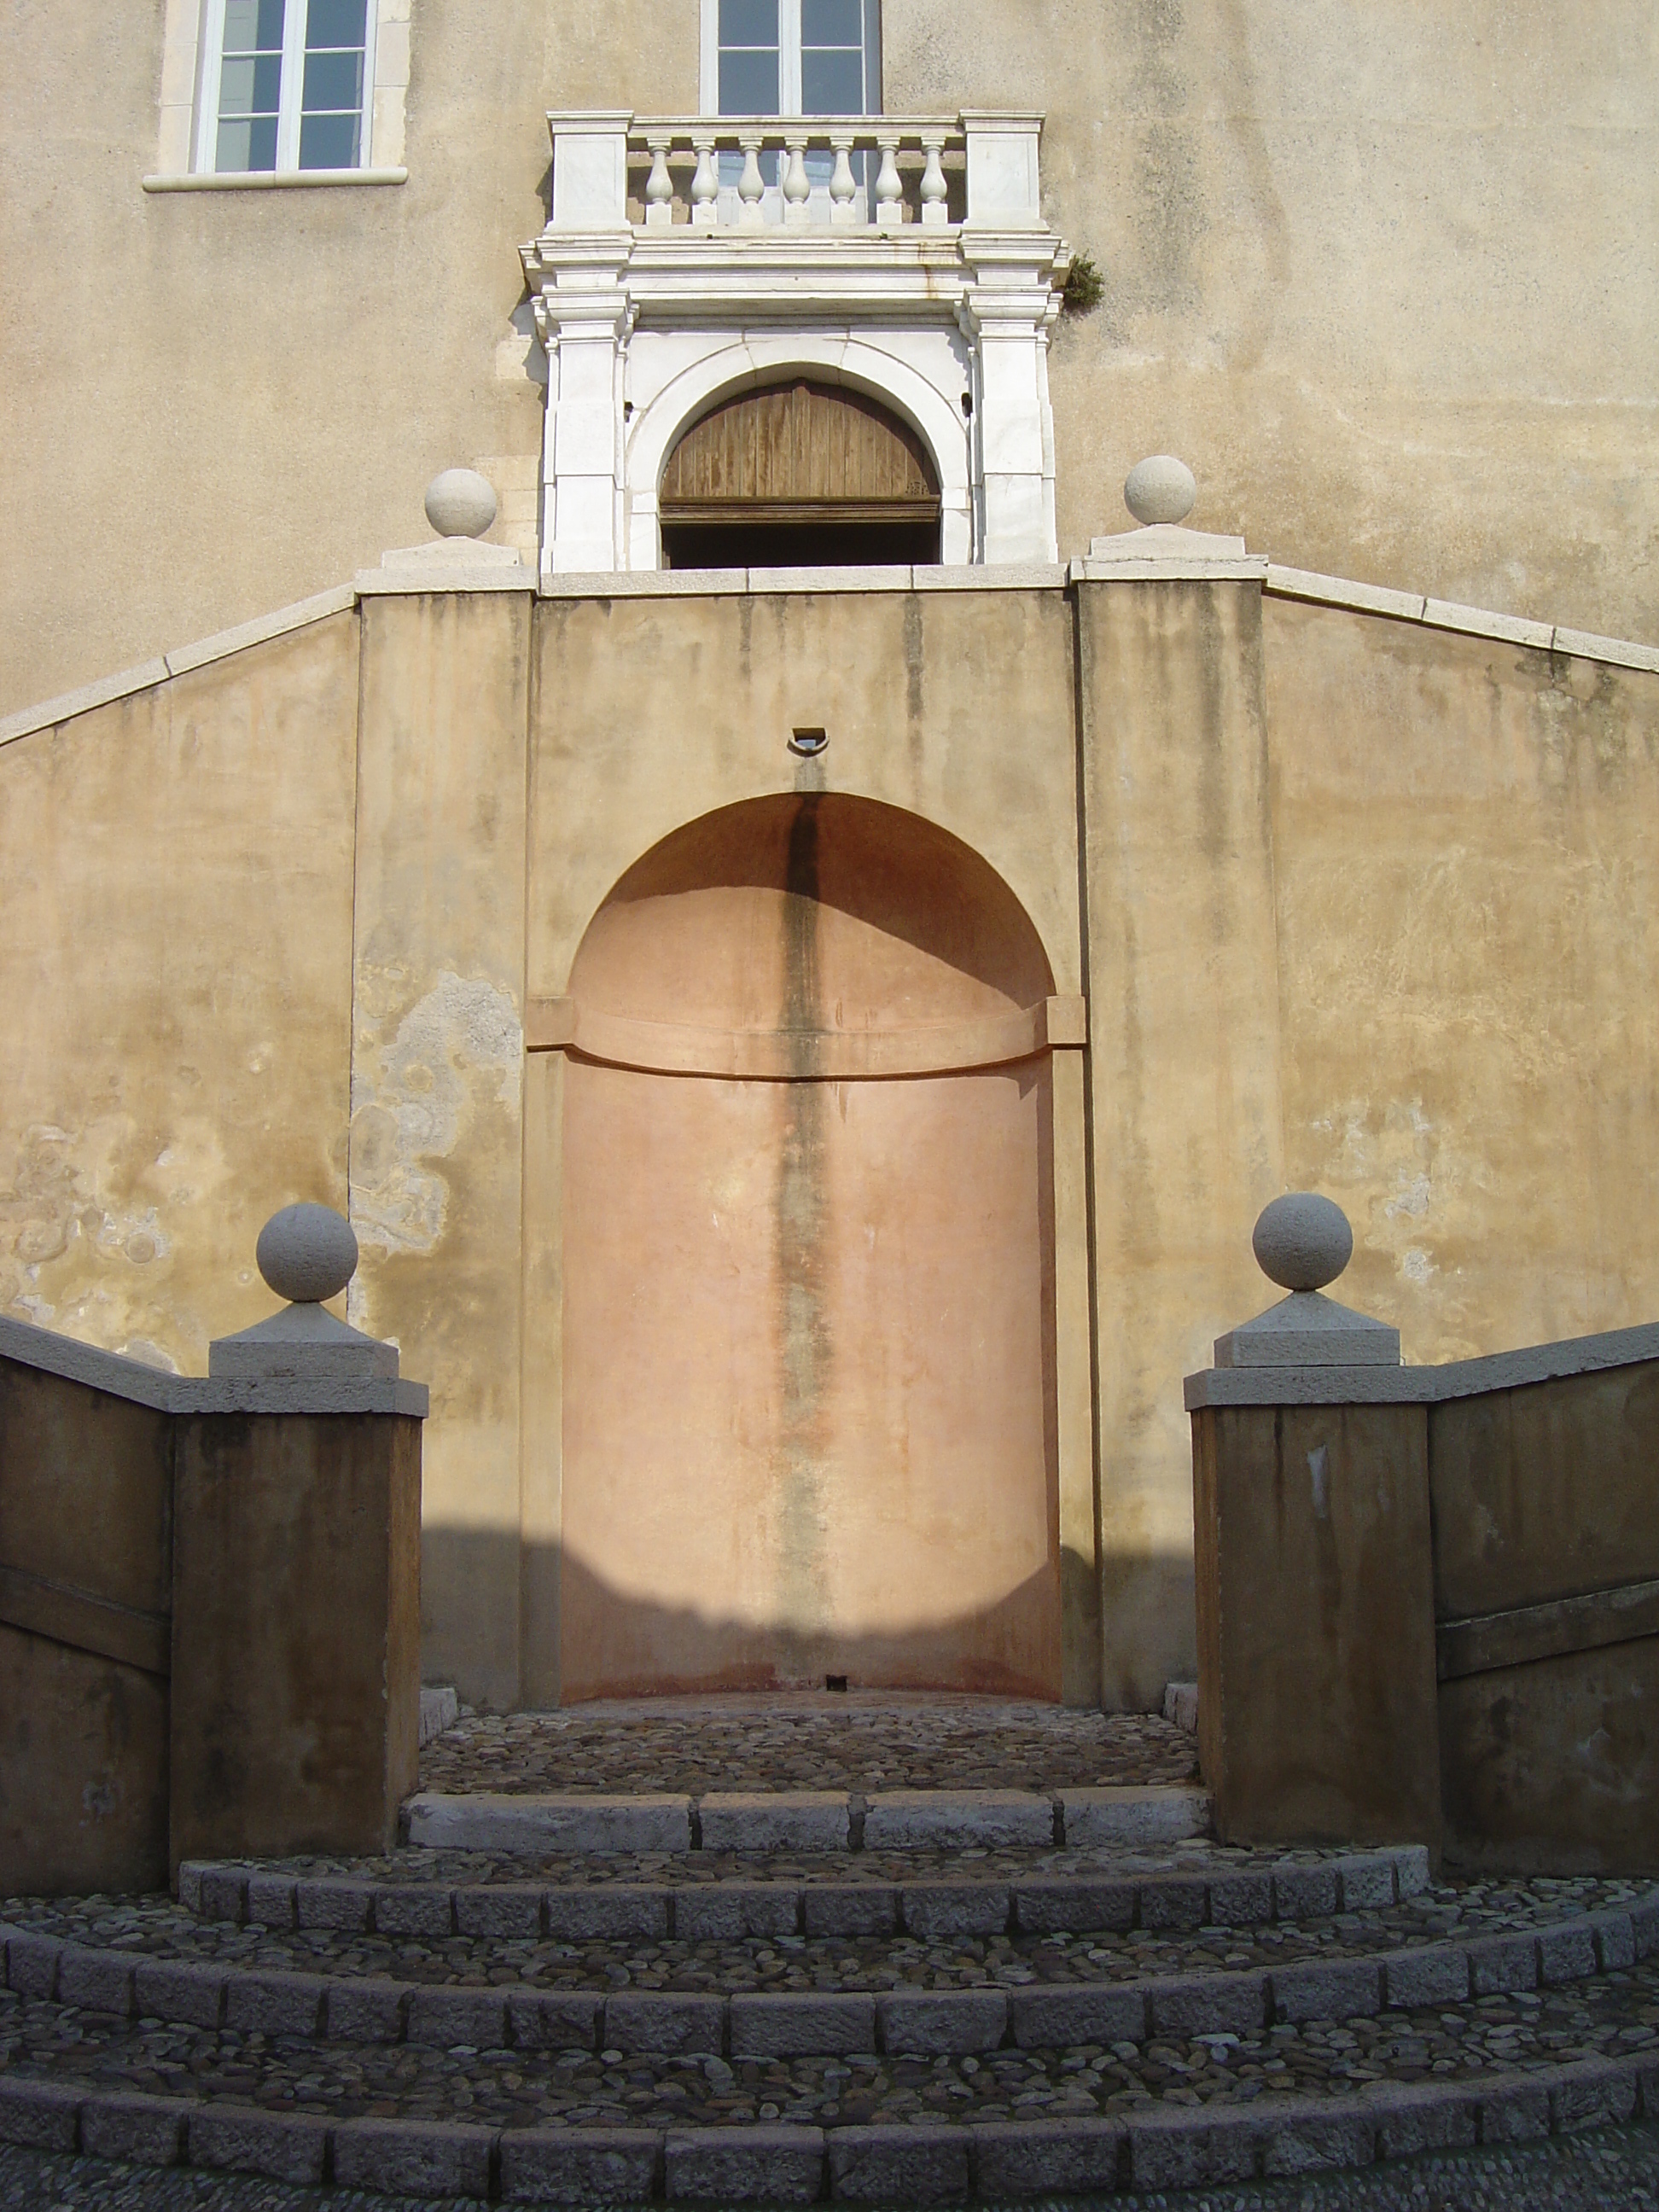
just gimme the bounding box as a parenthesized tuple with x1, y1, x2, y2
(7, 1897, 1653, 2058)
(401, 1784, 1214, 1857)
(178, 1841, 1433, 1933)
(0, 2050, 1650, 2203)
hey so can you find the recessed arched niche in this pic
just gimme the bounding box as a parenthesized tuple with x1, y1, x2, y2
(558, 794, 1064, 1701)
(658, 379, 941, 569)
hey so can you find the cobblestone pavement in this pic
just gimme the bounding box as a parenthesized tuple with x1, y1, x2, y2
(3, 1943, 1656, 2128)
(160, 1840, 1269, 1891)
(4, 2121, 1659, 2212)
(7, 1875, 1646, 1997)
(416, 1698, 1201, 1797)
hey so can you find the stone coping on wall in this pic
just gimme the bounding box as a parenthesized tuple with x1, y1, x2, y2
(5, 559, 1657, 752)
(1184, 1318, 1659, 1411)
(0, 1314, 428, 1419)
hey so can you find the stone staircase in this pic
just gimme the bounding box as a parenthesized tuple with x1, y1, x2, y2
(2, 1700, 1658, 2204)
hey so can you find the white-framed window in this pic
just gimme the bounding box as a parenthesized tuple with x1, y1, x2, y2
(195, 0, 378, 174)
(701, 0, 882, 119)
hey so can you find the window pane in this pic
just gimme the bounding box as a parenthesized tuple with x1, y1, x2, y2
(299, 108, 359, 166)
(217, 114, 278, 169)
(303, 49, 364, 108)
(219, 53, 283, 115)
(801, 48, 863, 113)
(306, 0, 367, 44)
(718, 48, 779, 113)
(719, 0, 777, 44)
(223, 0, 285, 52)
(802, 0, 861, 45)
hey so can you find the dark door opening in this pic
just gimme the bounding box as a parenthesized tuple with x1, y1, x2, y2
(662, 516, 940, 569)
(659, 378, 942, 573)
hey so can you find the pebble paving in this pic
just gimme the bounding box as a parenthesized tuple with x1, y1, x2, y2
(5, 1875, 1648, 1997)
(4, 2122, 1659, 2209)
(7, 1699, 1658, 2206)
(416, 1697, 1201, 1797)
(3, 1941, 1657, 2130)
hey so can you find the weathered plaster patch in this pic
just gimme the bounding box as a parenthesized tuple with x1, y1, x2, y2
(0, 1122, 183, 1329)
(348, 971, 522, 1264)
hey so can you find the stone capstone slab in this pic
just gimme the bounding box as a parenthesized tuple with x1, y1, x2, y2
(730, 1992, 876, 2058)
(697, 1791, 849, 1852)
(507, 1989, 602, 2052)
(79, 2093, 191, 2166)
(189, 2104, 330, 2184)
(900, 1880, 1010, 1936)
(332, 2115, 496, 2197)
(972, 2115, 1126, 2195)
(674, 1882, 802, 1938)
(0, 2076, 81, 2151)
(1058, 1784, 1212, 1846)
(829, 2122, 971, 2204)
(861, 1790, 1054, 1850)
(665, 2122, 824, 2203)
(605, 1991, 726, 2056)
(404, 1791, 693, 1854)
(876, 1988, 1008, 2055)
(1009, 1982, 1147, 2047)
(499, 2126, 661, 2204)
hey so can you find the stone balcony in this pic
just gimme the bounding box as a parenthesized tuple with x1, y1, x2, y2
(521, 111, 1069, 575)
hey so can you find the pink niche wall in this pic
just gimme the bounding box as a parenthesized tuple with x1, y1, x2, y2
(559, 794, 1062, 1699)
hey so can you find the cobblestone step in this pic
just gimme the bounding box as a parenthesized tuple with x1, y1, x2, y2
(401, 1784, 1214, 1854)
(0, 2040, 1655, 2202)
(178, 1842, 1432, 1934)
(417, 1698, 1199, 1802)
(7, 1887, 1654, 2057)
(7, 1701, 1655, 2203)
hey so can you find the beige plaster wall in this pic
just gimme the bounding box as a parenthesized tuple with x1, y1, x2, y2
(0, 616, 361, 1367)
(3, 1, 1655, 717)
(3, 578, 1657, 1716)
(347, 593, 533, 1712)
(1075, 578, 1286, 1710)
(892, 0, 1659, 634)
(523, 585, 1087, 1705)
(1265, 600, 1659, 1361)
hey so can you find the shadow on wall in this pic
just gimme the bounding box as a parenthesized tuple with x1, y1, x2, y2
(421, 1528, 1174, 1713)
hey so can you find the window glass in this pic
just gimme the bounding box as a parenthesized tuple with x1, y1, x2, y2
(718, 0, 779, 114)
(210, 0, 372, 173)
(216, 0, 286, 172)
(300, 0, 368, 168)
(802, 0, 868, 114)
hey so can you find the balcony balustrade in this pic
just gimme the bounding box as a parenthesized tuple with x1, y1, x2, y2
(626, 117, 963, 233)
(522, 110, 1067, 574)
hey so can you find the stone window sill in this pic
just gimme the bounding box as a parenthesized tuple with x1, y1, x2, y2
(143, 168, 407, 192)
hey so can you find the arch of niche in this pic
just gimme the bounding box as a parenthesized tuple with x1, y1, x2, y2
(556, 793, 1067, 1701)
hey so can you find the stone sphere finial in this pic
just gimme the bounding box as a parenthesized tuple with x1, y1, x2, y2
(1124, 455, 1196, 527)
(1252, 1192, 1353, 1293)
(256, 1204, 359, 1306)
(424, 468, 498, 540)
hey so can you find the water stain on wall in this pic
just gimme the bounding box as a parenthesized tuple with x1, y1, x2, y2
(348, 971, 522, 1263)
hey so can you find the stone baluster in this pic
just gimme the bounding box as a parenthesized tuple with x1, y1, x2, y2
(736, 130, 767, 229)
(690, 131, 718, 229)
(874, 129, 903, 230)
(919, 129, 949, 228)
(827, 130, 859, 229)
(643, 131, 675, 228)
(782, 130, 811, 228)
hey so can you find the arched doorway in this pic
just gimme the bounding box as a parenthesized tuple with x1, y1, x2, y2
(659, 379, 941, 568)
(559, 795, 1063, 1700)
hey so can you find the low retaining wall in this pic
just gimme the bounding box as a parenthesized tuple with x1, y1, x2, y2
(0, 1226, 427, 1895)
(1188, 1196, 1659, 1873)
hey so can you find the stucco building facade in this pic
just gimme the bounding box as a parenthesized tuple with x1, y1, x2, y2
(1, 3, 1656, 1714)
